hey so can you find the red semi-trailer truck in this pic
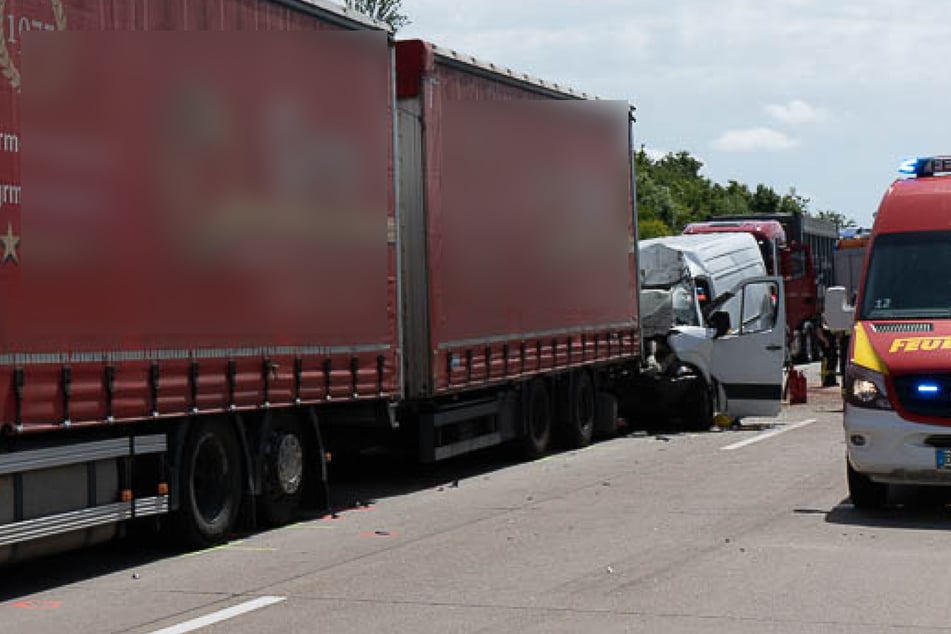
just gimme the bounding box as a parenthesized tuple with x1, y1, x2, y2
(0, 2, 641, 562)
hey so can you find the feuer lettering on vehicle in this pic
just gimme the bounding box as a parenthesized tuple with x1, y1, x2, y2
(889, 336, 951, 353)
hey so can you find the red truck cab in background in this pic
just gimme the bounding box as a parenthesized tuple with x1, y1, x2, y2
(684, 220, 817, 360)
(683, 217, 830, 362)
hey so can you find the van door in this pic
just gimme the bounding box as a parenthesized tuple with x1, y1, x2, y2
(710, 276, 786, 417)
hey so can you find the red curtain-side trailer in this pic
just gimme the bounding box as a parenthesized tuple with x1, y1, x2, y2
(0, 5, 641, 562)
(0, 0, 398, 562)
(393, 40, 639, 461)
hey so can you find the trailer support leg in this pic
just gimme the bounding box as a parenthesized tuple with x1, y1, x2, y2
(307, 408, 331, 513)
(232, 412, 257, 531)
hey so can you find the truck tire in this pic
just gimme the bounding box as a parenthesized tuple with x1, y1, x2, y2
(175, 417, 244, 548)
(847, 460, 887, 509)
(259, 414, 306, 527)
(566, 371, 595, 448)
(522, 379, 552, 459)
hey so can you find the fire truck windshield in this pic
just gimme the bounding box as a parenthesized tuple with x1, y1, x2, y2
(860, 230, 951, 320)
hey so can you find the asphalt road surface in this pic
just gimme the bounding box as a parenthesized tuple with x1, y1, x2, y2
(4, 364, 951, 633)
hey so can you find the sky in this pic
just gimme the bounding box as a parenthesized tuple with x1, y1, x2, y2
(394, 0, 951, 228)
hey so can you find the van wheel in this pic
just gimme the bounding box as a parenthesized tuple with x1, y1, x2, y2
(687, 378, 714, 431)
(259, 414, 306, 527)
(522, 379, 552, 459)
(847, 460, 887, 509)
(175, 418, 243, 548)
(566, 371, 595, 448)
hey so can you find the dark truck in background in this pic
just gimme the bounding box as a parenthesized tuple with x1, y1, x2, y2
(684, 213, 838, 362)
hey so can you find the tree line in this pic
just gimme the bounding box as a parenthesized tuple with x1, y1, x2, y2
(635, 147, 854, 239)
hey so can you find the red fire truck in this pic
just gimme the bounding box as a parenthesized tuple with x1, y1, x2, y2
(827, 156, 951, 508)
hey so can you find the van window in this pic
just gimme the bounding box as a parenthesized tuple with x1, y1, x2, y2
(740, 281, 779, 334)
(713, 281, 779, 335)
(860, 231, 951, 320)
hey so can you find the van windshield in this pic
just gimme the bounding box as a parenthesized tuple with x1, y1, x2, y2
(860, 231, 951, 320)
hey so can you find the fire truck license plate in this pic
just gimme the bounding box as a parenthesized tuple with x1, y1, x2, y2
(936, 449, 951, 469)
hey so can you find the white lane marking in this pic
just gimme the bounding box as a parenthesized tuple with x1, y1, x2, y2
(720, 419, 817, 451)
(148, 596, 286, 634)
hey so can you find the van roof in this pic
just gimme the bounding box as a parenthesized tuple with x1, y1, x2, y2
(639, 232, 766, 292)
(875, 176, 951, 234)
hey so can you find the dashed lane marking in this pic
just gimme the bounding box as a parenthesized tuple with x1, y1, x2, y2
(720, 419, 817, 451)
(147, 596, 285, 634)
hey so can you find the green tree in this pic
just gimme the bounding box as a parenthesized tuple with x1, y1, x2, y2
(778, 187, 810, 216)
(633, 146, 856, 236)
(750, 184, 781, 215)
(638, 217, 673, 239)
(816, 209, 856, 230)
(346, 0, 410, 31)
(709, 181, 751, 217)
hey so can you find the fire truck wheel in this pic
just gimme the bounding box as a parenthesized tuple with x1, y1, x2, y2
(566, 371, 595, 448)
(259, 415, 306, 527)
(176, 418, 243, 548)
(847, 460, 887, 509)
(522, 379, 552, 459)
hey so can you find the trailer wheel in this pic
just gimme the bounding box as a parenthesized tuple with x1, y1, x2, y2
(847, 460, 887, 509)
(175, 418, 243, 548)
(259, 414, 306, 527)
(566, 371, 595, 448)
(522, 379, 552, 459)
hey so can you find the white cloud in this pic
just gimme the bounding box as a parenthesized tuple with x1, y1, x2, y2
(398, 0, 951, 226)
(765, 99, 826, 125)
(712, 128, 799, 152)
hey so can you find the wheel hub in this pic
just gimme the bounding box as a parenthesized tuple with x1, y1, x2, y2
(273, 433, 303, 496)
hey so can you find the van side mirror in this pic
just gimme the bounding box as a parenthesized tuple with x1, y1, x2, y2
(824, 286, 855, 330)
(709, 311, 731, 338)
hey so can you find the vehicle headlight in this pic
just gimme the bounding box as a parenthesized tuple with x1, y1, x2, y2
(845, 364, 893, 410)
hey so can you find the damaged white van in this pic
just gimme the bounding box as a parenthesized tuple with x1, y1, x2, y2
(631, 232, 787, 429)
